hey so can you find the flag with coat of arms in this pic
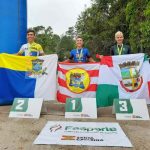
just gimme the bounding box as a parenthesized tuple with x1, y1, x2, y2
(96, 53, 150, 107)
(0, 53, 58, 105)
(57, 62, 100, 103)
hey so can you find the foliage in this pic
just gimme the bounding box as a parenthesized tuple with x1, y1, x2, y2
(76, 0, 149, 55)
(31, 0, 150, 59)
(57, 35, 75, 61)
(126, 0, 150, 53)
(32, 26, 75, 60)
(33, 26, 60, 54)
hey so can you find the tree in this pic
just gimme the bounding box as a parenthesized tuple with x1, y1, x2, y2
(75, 0, 129, 56)
(33, 26, 60, 54)
(57, 35, 75, 61)
(126, 0, 150, 53)
(65, 27, 76, 39)
(30, 1, 150, 57)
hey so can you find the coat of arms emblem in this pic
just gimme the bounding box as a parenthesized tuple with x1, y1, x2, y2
(119, 61, 143, 92)
(26, 59, 47, 78)
(66, 68, 90, 93)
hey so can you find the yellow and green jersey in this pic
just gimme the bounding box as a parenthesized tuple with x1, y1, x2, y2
(18, 42, 44, 56)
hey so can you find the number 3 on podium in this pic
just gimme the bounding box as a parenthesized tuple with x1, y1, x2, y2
(115, 99, 133, 114)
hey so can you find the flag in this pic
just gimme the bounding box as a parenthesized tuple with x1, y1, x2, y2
(57, 62, 100, 103)
(0, 53, 58, 105)
(96, 53, 150, 107)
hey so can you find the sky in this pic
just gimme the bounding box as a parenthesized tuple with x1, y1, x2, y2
(27, 0, 91, 35)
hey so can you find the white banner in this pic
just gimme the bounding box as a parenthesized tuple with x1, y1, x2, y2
(34, 121, 132, 147)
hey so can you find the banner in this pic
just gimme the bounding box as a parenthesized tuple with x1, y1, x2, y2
(0, 54, 58, 105)
(57, 63, 99, 103)
(96, 53, 150, 107)
(34, 121, 132, 147)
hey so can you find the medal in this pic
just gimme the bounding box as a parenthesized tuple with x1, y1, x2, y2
(117, 44, 123, 55)
(76, 49, 83, 62)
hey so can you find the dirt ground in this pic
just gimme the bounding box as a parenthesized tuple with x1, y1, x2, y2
(0, 101, 150, 150)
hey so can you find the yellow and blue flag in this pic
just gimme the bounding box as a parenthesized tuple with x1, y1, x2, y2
(0, 53, 58, 105)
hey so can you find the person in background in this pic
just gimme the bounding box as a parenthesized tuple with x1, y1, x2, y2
(17, 29, 44, 56)
(110, 31, 131, 55)
(65, 36, 95, 63)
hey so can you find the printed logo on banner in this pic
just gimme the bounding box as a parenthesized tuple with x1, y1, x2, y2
(61, 135, 76, 140)
(26, 59, 47, 78)
(64, 125, 117, 133)
(61, 135, 104, 142)
(49, 124, 62, 132)
(66, 68, 90, 93)
(119, 61, 143, 92)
